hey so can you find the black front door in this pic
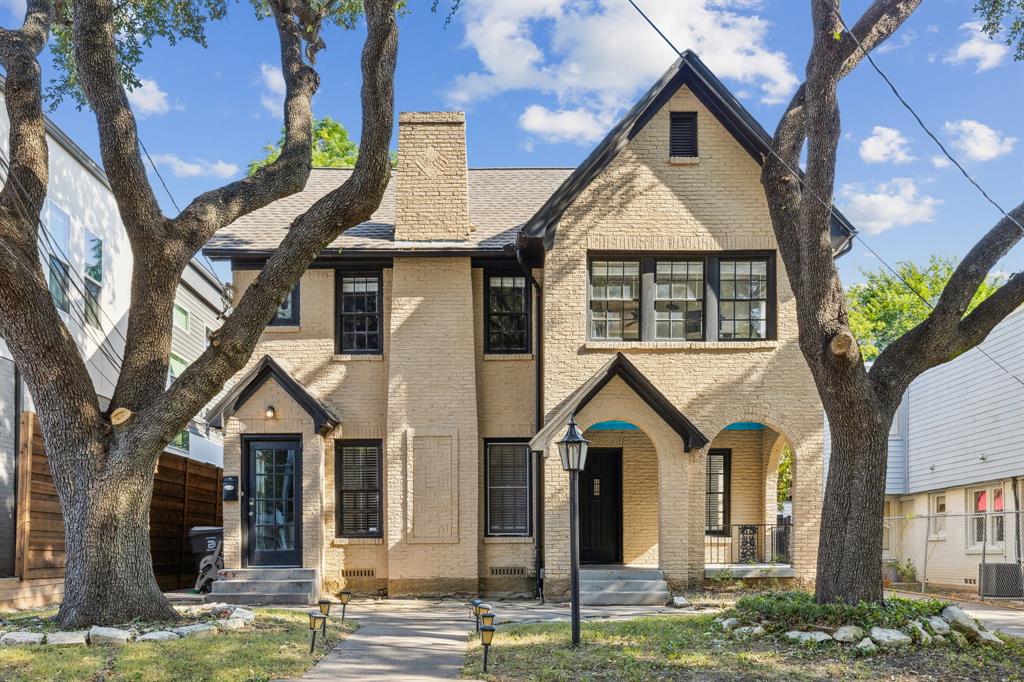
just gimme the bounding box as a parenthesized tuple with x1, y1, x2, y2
(580, 448, 622, 564)
(245, 438, 302, 567)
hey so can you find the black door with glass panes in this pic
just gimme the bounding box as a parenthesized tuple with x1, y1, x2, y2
(245, 439, 302, 567)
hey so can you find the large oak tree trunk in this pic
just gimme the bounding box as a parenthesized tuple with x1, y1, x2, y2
(56, 443, 176, 627)
(815, 416, 889, 604)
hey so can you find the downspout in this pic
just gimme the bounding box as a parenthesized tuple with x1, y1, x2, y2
(515, 234, 545, 601)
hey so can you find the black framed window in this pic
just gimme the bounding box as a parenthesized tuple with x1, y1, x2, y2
(269, 285, 300, 326)
(706, 449, 730, 535)
(654, 260, 703, 340)
(485, 442, 531, 536)
(337, 272, 382, 354)
(669, 112, 698, 157)
(589, 260, 640, 340)
(718, 259, 769, 340)
(485, 272, 530, 353)
(336, 440, 382, 538)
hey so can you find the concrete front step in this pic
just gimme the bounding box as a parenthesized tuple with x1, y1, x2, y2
(210, 579, 315, 595)
(580, 590, 671, 606)
(217, 568, 316, 581)
(578, 566, 670, 605)
(208, 591, 314, 606)
(579, 579, 670, 593)
(209, 568, 317, 605)
(578, 568, 665, 581)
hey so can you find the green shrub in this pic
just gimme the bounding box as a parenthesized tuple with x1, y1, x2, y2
(728, 590, 947, 631)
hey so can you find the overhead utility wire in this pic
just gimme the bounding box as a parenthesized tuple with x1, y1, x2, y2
(626, 0, 1024, 389)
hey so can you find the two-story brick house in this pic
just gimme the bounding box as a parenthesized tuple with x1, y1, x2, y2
(203, 52, 855, 605)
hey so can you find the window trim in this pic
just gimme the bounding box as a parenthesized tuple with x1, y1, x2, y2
(587, 251, 777, 343)
(335, 270, 384, 355)
(335, 439, 384, 539)
(269, 284, 301, 327)
(483, 268, 532, 355)
(173, 303, 190, 332)
(484, 439, 533, 538)
(705, 448, 731, 537)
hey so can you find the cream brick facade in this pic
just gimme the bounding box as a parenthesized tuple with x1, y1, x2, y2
(213, 69, 826, 601)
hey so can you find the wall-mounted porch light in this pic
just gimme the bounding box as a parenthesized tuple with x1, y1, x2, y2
(265, 405, 276, 419)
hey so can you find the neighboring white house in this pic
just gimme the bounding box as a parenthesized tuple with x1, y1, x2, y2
(826, 307, 1024, 596)
(0, 87, 229, 579)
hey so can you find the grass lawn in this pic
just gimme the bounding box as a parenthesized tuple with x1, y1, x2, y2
(0, 607, 353, 682)
(463, 614, 1024, 681)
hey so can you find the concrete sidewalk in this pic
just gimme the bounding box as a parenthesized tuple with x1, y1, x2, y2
(886, 590, 1024, 638)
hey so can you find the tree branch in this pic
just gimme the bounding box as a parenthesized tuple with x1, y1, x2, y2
(124, 0, 398, 455)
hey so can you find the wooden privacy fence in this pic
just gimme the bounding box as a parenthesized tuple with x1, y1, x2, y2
(15, 412, 223, 590)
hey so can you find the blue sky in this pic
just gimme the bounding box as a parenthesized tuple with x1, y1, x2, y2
(3, 0, 1022, 286)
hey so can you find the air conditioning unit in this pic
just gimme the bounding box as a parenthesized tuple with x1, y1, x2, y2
(979, 563, 1024, 598)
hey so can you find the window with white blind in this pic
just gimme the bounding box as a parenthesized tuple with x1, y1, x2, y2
(336, 441, 382, 538)
(485, 442, 531, 536)
(705, 449, 730, 536)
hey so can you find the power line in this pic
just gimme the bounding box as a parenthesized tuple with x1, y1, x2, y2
(627, 0, 1024, 389)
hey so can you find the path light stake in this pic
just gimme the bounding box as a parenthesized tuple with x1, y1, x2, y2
(338, 590, 352, 623)
(308, 611, 327, 653)
(480, 611, 496, 628)
(318, 599, 332, 636)
(470, 598, 482, 631)
(480, 625, 496, 673)
(557, 415, 589, 647)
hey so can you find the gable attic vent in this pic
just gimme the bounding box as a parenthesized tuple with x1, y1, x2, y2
(669, 112, 698, 158)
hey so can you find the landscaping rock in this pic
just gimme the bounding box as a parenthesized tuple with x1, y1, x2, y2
(832, 625, 865, 644)
(785, 631, 832, 644)
(948, 631, 969, 648)
(718, 617, 740, 631)
(173, 623, 217, 639)
(46, 631, 89, 646)
(733, 625, 766, 638)
(671, 596, 690, 608)
(926, 616, 950, 635)
(869, 627, 912, 649)
(1, 631, 43, 646)
(136, 631, 181, 642)
(88, 626, 132, 645)
(216, 618, 246, 631)
(976, 629, 1003, 647)
(908, 621, 932, 645)
(942, 606, 980, 639)
(932, 634, 947, 645)
(855, 637, 878, 654)
(229, 607, 256, 624)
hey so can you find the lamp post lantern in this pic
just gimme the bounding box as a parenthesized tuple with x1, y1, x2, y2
(556, 415, 589, 647)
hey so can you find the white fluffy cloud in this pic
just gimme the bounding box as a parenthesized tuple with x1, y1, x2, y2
(859, 126, 914, 164)
(931, 155, 951, 168)
(150, 153, 240, 179)
(127, 78, 171, 118)
(943, 22, 1009, 72)
(943, 119, 1017, 162)
(839, 178, 941, 235)
(258, 63, 287, 118)
(447, 0, 798, 145)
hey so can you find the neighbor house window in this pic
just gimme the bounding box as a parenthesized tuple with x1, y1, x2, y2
(883, 500, 892, 551)
(485, 442, 531, 536)
(929, 494, 947, 537)
(170, 429, 190, 451)
(654, 260, 703, 340)
(336, 441, 382, 538)
(485, 272, 529, 353)
(705, 449, 730, 535)
(168, 354, 188, 384)
(337, 272, 382, 354)
(669, 112, 698, 157)
(718, 259, 769, 340)
(83, 230, 103, 328)
(589, 260, 640, 341)
(970, 486, 1005, 547)
(270, 285, 300, 327)
(173, 304, 190, 332)
(44, 200, 71, 314)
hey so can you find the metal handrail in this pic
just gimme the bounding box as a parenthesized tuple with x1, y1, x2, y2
(705, 522, 793, 565)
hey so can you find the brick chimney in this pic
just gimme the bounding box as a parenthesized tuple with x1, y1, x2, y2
(394, 112, 472, 241)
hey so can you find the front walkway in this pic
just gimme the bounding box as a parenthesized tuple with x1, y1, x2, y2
(886, 589, 1024, 638)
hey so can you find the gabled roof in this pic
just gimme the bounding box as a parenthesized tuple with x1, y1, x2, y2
(207, 355, 340, 434)
(520, 50, 856, 257)
(528, 353, 709, 452)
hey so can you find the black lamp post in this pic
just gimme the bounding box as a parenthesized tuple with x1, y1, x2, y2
(479, 624, 496, 673)
(308, 611, 327, 653)
(556, 415, 589, 647)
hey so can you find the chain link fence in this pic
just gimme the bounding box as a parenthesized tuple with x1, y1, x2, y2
(883, 512, 1024, 604)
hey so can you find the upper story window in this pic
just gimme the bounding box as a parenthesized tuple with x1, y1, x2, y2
(669, 112, 698, 158)
(83, 230, 103, 329)
(168, 353, 188, 384)
(269, 285, 300, 327)
(44, 200, 71, 314)
(589, 260, 640, 341)
(170, 429, 190, 451)
(336, 272, 382, 354)
(335, 440, 382, 538)
(587, 253, 775, 343)
(485, 271, 530, 353)
(173, 304, 190, 332)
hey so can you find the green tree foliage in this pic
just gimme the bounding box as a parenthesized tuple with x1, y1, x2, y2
(974, 0, 1024, 62)
(776, 446, 793, 511)
(846, 255, 1005, 361)
(248, 116, 359, 175)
